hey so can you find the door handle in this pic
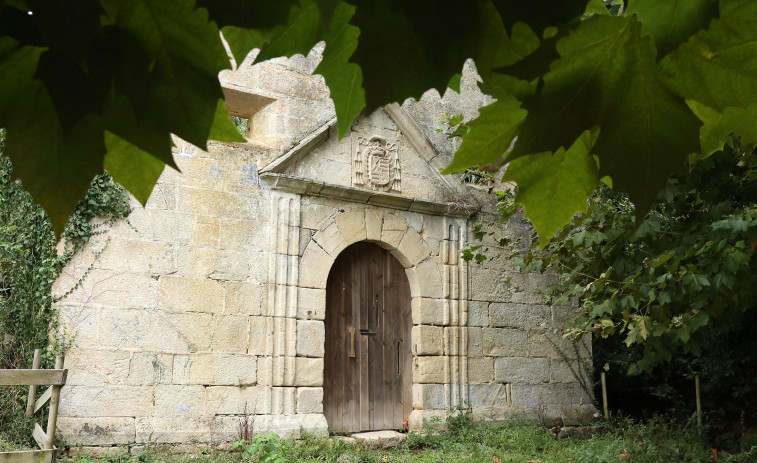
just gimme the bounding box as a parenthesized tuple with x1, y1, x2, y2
(359, 328, 376, 336)
(348, 327, 355, 358)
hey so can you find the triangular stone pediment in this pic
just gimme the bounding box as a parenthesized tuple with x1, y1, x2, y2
(260, 104, 479, 218)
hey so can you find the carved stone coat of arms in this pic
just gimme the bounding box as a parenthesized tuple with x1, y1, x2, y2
(352, 135, 401, 192)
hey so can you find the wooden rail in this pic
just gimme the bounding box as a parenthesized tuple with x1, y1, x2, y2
(0, 350, 66, 463)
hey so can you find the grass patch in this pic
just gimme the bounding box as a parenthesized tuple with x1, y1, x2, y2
(50, 418, 757, 463)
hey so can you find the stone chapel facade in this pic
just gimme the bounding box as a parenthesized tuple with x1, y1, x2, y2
(52, 46, 594, 450)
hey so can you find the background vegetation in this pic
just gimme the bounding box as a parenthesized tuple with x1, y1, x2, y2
(0, 128, 131, 445)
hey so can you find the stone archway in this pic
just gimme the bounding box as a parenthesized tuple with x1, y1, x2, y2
(323, 242, 412, 432)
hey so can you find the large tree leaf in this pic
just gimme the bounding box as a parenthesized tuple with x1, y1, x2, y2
(442, 93, 526, 173)
(659, 0, 757, 112)
(4, 83, 104, 236)
(350, 0, 480, 112)
(104, 131, 165, 205)
(503, 129, 600, 246)
(626, 0, 719, 56)
(0, 38, 43, 114)
(26, 0, 102, 68)
(512, 14, 700, 217)
(254, 0, 322, 64)
(687, 101, 757, 161)
(208, 99, 247, 143)
(99, 0, 230, 150)
(490, 0, 587, 35)
(221, 26, 270, 66)
(313, 1, 364, 139)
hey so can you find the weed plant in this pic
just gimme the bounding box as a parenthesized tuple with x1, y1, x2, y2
(49, 416, 757, 463)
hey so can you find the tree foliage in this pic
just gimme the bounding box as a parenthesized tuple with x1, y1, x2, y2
(0, 128, 131, 444)
(503, 145, 756, 373)
(0, 0, 755, 241)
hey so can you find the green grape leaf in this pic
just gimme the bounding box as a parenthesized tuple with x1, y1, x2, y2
(209, 99, 247, 143)
(687, 101, 757, 161)
(350, 0, 479, 112)
(4, 83, 104, 237)
(222, 25, 270, 67)
(503, 129, 600, 247)
(0, 39, 43, 114)
(512, 14, 700, 218)
(254, 0, 322, 64)
(442, 93, 526, 173)
(313, 1, 364, 139)
(99, 0, 230, 150)
(104, 131, 165, 206)
(626, 0, 719, 56)
(659, 0, 757, 111)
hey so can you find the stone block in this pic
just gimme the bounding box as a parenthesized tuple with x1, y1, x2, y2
(98, 238, 176, 275)
(489, 303, 550, 330)
(249, 316, 273, 356)
(176, 246, 219, 278)
(220, 219, 269, 251)
(398, 227, 431, 266)
(63, 349, 130, 386)
(251, 415, 301, 439)
(173, 354, 257, 385)
(297, 287, 326, 320)
(469, 267, 508, 303)
(206, 385, 271, 415)
(528, 331, 580, 360)
(296, 387, 323, 413)
(550, 359, 589, 384)
(224, 281, 263, 315)
(299, 243, 333, 289)
(159, 276, 223, 313)
(214, 248, 257, 281)
(296, 320, 325, 357)
(494, 357, 550, 384)
(212, 315, 250, 353)
(191, 215, 220, 247)
(66, 270, 159, 308)
(407, 410, 446, 431)
(468, 383, 509, 408)
(313, 222, 346, 256)
(127, 352, 173, 385)
(365, 209, 382, 241)
(411, 325, 443, 356)
(59, 386, 154, 417)
(412, 356, 445, 384)
(414, 258, 444, 298)
(467, 301, 489, 327)
(352, 430, 407, 448)
(136, 416, 212, 444)
(412, 383, 444, 410)
(98, 308, 212, 353)
(411, 297, 445, 325)
(154, 385, 206, 417)
(482, 328, 528, 357)
(294, 357, 323, 386)
(467, 357, 495, 384)
(467, 327, 483, 357)
(57, 417, 135, 446)
(336, 210, 367, 245)
(177, 186, 254, 219)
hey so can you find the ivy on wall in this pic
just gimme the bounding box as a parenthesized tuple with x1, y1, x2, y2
(0, 130, 132, 445)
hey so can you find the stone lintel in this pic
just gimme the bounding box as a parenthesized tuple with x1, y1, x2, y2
(260, 173, 477, 218)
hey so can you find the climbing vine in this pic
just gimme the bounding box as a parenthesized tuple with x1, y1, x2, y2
(0, 130, 132, 445)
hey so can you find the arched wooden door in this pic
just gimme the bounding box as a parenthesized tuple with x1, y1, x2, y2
(324, 242, 412, 432)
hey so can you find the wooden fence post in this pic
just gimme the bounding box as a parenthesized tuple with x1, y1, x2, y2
(25, 349, 42, 416)
(45, 355, 64, 450)
(695, 375, 702, 435)
(601, 372, 609, 419)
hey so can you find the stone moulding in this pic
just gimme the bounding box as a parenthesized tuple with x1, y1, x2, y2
(260, 172, 478, 218)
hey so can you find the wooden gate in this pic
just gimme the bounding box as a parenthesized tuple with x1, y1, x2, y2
(324, 242, 412, 432)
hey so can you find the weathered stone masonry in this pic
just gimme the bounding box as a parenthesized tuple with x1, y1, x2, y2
(52, 46, 593, 450)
